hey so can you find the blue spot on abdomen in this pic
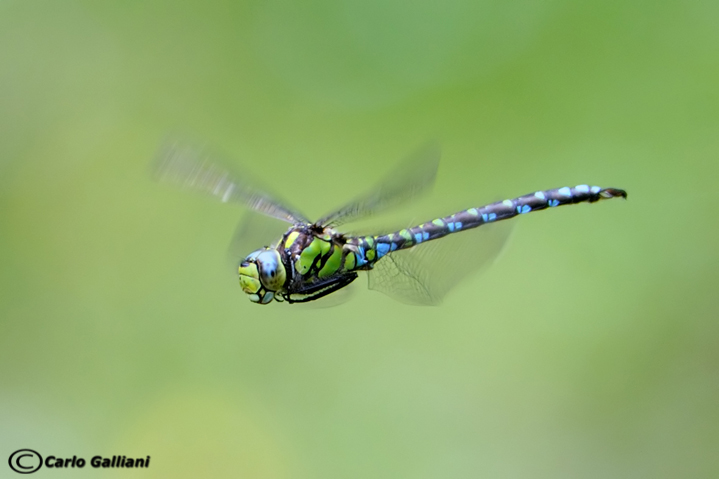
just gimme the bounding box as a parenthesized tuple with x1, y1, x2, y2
(516, 204, 531, 214)
(575, 184, 589, 193)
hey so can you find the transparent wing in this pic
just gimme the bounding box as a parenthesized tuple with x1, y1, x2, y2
(153, 140, 310, 224)
(367, 221, 514, 305)
(317, 142, 441, 227)
(226, 210, 291, 270)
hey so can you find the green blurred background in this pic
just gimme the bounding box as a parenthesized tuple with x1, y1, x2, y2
(1, 0, 718, 477)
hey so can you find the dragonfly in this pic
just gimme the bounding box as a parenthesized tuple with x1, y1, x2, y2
(154, 141, 627, 305)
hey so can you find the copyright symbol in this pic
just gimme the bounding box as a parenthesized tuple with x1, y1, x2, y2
(8, 449, 42, 474)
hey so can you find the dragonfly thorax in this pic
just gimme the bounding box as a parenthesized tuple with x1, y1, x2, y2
(238, 248, 286, 304)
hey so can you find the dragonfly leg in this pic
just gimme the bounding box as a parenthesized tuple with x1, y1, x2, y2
(283, 273, 358, 303)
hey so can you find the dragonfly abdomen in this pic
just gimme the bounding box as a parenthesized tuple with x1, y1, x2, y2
(365, 185, 627, 258)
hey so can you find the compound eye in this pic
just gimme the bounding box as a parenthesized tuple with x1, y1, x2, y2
(257, 250, 286, 291)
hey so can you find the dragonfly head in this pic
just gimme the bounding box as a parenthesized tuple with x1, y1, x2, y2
(238, 248, 286, 304)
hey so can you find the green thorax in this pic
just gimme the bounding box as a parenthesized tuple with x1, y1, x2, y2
(278, 225, 381, 286)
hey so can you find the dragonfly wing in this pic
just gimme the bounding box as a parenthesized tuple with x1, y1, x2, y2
(367, 221, 514, 305)
(226, 210, 291, 271)
(317, 142, 441, 227)
(153, 140, 310, 224)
